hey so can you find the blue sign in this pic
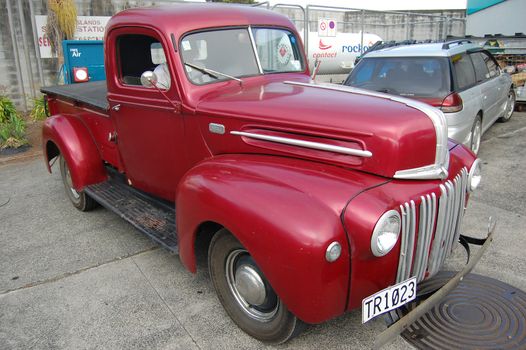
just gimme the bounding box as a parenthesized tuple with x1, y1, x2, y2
(62, 40, 105, 84)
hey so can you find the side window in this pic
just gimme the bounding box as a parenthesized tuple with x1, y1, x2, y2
(117, 34, 171, 89)
(349, 59, 375, 84)
(470, 52, 489, 82)
(482, 52, 499, 78)
(452, 54, 476, 90)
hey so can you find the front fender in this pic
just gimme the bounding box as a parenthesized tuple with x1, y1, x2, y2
(176, 154, 384, 323)
(42, 114, 106, 190)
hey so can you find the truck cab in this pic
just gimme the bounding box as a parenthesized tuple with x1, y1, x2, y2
(41, 4, 483, 344)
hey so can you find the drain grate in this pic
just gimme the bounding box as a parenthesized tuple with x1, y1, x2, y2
(388, 272, 526, 350)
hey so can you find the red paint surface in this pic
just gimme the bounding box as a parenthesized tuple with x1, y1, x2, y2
(43, 4, 477, 324)
(42, 111, 108, 190)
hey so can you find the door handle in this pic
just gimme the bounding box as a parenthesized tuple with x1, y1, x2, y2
(111, 104, 121, 111)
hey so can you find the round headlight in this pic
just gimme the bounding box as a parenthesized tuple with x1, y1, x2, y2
(468, 159, 482, 192)
(371, 210, 401, 257)
(325, 241, 342, 262)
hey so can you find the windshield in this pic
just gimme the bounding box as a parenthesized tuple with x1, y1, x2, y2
(180, 27, 304, 85)
(345, 57, 451, 98)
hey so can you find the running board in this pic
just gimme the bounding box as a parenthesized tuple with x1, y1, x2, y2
(85, 178, 178, 253)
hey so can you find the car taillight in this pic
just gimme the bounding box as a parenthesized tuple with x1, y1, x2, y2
(440, 92, 463, 113)
(73, 67, 89, 83)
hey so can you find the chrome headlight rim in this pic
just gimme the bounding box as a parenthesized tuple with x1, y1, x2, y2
(468, 158, 482, 192)
(371, 209, 401, 257)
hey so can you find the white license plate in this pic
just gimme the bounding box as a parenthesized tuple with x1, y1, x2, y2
(362, 277, 417, 323)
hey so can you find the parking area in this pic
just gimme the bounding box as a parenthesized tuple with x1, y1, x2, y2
(1, 112, 525, 350)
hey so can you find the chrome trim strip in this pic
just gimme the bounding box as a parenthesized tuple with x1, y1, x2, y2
(230, 131, 373, 157)
(413, 197, 427, 282)
(452, 169, 468, 247)
(283, 81, 449, 180)
(408, 201, 416, 278)
(248, 26, 263, 74)
(443, 182, 456, 256)
(428, 185, 448, 276)
(396, 200, 417, 283)
(396, 205, 408, 283)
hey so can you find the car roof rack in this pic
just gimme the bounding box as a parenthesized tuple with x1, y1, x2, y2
(441, 39, 472, 49)
(364, 39, 432, 54)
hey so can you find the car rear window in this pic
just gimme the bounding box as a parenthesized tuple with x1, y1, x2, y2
(345, 57, 451, 98)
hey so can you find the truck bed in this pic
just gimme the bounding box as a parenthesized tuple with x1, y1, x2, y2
(41, 81, 109, 111)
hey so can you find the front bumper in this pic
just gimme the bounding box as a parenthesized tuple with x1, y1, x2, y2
(373, 217, 496, 349)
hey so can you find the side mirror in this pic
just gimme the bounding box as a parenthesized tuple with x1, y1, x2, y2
(140, 71, 158, 88)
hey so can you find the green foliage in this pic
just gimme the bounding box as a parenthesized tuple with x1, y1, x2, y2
(30, 96, 47, 121)
(0, 96, 27, 149)
(0, 96, 17, 124)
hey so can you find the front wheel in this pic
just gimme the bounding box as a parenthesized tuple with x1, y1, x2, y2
(59, 155, 97, 211)
(208, 229, 305, 344)
(499, 89, 515, 122)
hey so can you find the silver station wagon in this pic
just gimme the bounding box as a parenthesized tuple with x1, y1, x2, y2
(344, 40, 515, 154)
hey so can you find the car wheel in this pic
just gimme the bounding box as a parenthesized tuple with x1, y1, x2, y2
(208, 229, 305, 344)
(59, 155, 97, 211)
(469, 115, 482, 155)
(499, 89, 515, 122)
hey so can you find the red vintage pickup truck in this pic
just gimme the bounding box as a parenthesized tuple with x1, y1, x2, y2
(41, 3, 487, 344)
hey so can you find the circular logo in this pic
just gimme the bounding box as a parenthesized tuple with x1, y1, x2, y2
(320, 21, 326, 30)
(329, 21, 335, 29)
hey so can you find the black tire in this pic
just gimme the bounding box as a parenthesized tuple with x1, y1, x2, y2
(208, 229, 305, 344)
(469, 115, 482, 155)
(499, 89, 515, 122)
(59, 155, 97, 211)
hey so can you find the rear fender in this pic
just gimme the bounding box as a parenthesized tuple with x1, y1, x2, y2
(176, 155, 383, 323)
(42, 114, 106, 190)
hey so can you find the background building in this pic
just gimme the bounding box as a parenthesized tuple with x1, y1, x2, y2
(466, 0, 526, 36)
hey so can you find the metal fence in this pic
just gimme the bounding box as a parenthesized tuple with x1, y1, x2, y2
(0, 0, 466, 111)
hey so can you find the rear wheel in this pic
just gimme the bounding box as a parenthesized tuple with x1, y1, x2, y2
(499, 89, 515, 122)
(208, 229, 305, 344)
(469, 115, 482, 155)
(59, 155, 97, 211)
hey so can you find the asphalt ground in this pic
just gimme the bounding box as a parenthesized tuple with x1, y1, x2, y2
(1, 112, 525, 349)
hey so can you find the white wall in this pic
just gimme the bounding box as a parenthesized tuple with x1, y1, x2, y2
(466, 0, 526, 36)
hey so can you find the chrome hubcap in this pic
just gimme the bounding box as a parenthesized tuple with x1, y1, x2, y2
(471, 120, 481, 155)
(65, 164, 80, 200)
(226, 249, 279, 321)
(506, 93, 515, 119)
(235, 265, 267, 306)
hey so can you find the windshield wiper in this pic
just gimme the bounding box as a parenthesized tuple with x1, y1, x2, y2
(184, 62, 242, 85)
(376, 88, 398, 94)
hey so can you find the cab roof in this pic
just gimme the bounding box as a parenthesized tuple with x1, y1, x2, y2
(107, 3, 295, 39)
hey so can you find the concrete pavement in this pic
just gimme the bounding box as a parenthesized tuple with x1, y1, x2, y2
(1, 112, 525, 349)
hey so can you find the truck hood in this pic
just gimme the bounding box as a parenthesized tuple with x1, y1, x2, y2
(195, 78, 450, 179)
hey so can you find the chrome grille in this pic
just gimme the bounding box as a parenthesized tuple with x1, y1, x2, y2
(396, 168, 469, 283)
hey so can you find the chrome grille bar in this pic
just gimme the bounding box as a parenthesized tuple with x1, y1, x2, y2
(427, 185, 449, 276)
(396, 201, 416, 283)
(413, 193, 437, 282)
(396, 168, 468, 283)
